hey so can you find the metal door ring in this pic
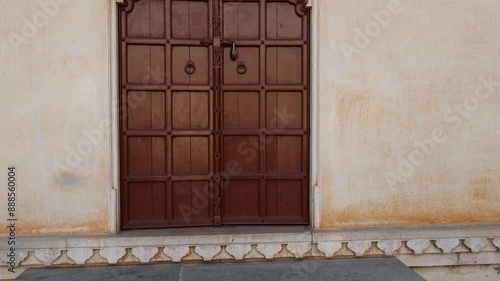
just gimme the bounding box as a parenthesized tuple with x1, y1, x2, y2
(236, 61, 247, 74)
(185, 60, 196, 75)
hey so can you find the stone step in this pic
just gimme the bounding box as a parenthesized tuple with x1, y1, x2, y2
(17, 258, 425, 281)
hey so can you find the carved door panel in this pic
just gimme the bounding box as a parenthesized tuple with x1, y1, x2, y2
(120, 0, 309, 229)
(120, 0, 214, 229)
(220, 0, 310, 224)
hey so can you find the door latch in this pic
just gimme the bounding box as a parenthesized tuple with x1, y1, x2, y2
(199, 39, 212, 45)
(200, 39, 238, 61)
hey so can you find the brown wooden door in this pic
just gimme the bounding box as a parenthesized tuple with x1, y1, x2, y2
(120, 0, 309, 229)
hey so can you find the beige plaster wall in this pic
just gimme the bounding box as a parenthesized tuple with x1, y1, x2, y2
(1, 0, 499, 235)
(318, 0, 500, 228)
(0, 0, 112, 234)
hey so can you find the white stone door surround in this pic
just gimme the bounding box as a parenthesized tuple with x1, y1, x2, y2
(109, 0, 320, 233)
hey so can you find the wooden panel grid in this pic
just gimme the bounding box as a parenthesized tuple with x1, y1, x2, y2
(120, 0, 309, 228)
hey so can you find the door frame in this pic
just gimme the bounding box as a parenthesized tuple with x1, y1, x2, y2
(108, 0, 320, 233)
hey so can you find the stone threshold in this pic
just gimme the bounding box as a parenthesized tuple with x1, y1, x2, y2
(1, 224, 499, 272)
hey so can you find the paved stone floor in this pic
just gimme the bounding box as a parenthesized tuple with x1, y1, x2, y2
(16, 258, 424, 281)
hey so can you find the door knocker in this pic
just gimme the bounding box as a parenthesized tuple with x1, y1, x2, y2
(236, 61, 247, 75)
(184, 60, 196, 75)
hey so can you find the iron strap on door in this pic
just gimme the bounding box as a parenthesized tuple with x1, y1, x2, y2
(119, 0, 310, 229)
(213, 0, 223, 226)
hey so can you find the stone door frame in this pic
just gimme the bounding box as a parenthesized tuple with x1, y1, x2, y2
(108, 0, 319, 234)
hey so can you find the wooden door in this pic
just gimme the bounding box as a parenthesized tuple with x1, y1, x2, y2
(120, 0, 309, 229)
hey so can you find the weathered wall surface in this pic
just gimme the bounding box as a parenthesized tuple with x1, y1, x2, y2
(0, 0, 112, 234)
(1, 0, 499, 234)
(318, 0, 500, 228)
(414, 265, 500, 281)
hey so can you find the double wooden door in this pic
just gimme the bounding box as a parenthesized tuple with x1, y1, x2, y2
(120, 0, 310, 229)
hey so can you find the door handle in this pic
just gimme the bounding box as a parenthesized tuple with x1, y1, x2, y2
(236, 61, 247, 74)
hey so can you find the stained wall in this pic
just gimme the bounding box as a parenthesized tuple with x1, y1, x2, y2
(317, 0, 500, 228)
(0, 0, 499, 234)
(0, 0, 112, 234)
